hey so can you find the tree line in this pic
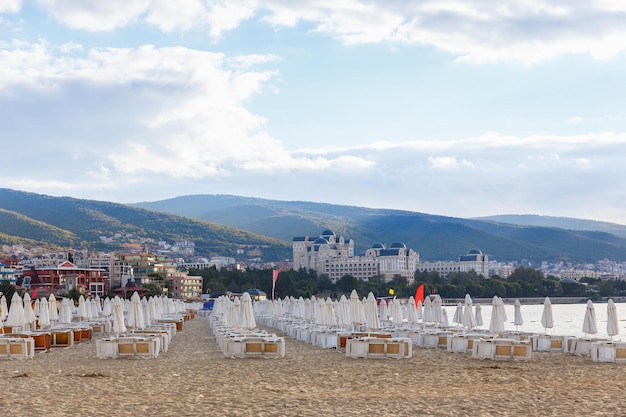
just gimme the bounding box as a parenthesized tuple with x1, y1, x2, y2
(189, 265, 626, 300)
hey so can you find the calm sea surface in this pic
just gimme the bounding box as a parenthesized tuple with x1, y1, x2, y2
(442, 301, 626, 339)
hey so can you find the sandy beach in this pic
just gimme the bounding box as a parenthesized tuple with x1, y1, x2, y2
(2, 317, 626, 416)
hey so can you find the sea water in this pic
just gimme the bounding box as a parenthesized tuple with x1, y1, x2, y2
(442, 301, 626, 339)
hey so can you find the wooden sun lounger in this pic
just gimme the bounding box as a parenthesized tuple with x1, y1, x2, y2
(532, 334, 569, 352)
(11, 332, 52, 351)
(591, 341, 626, 363)
(222, 336, 285, 358)
(337, 332, 392, 351)
(345, 337, 412, 359)
(50, 329, 74, 348)
(472, 338, 531, 361)
(96, 336, 160, 359)
(0, 337, 35, 359)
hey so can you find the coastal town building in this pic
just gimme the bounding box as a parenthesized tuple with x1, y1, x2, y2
(293, 230, 419, 282)
(415, 260, 459, 278)
(417, 249, 490, 278)
(177, 256, 236, 270)
(167, 270, 203, 300)
(110, 253, 178, 288)
(0, 262, 19, 284)
(20, 260, 108, 296)
(293, 230, 354, 272)
(294, 230, 493, 282)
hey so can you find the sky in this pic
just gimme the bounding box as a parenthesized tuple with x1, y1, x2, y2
(2, 1, 626, 224)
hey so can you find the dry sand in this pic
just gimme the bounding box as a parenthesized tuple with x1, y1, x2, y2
(2, 317, 626, 416)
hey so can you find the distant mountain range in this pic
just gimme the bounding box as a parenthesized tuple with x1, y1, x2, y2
(133, 194, 626, 264)
(0, 189, 290, 259)
(1, 188, 626, 264)
(474, 214, 626, 237)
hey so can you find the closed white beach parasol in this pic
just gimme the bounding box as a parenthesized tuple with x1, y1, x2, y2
(240, 292, 257, 330)
(364, 292, 380, 331)
(304, 298, 313, 321)
(85, 299, 94, 320)
(540, 296, 553, 333)
(407, 296, 419, 324)
(489, 296, 505, 335)
(440, 308, 449, 328)
(379, 298, 389, 323)
(431, 294, 443, 325)
(422, 296, 432, 322)
(416, 300, 423, 321)
(607, 299, 619, 339)
(126, 291, 145, 331)
(295, 297, 303, 319)
(324, 298, 337, 327)
(462, 296, 476, 330)
(112, 296, 127, 334)
(390, 298, 404, 326)
(58, 297, 73, 325)
(141, 297, 152, 326)
(48, 294, 59, 323)
(102, 297, 112, 316)
(582, 299, 598, 336)
(23, 292, 36, 331)
(513, 299, 524, 330)
(228, 297, 242, 327)
(474, 303, 483, 327)
(452, 302, 463, 326)
(500, 297, 508, 322)
(149, 297, 160, 322)
(337, 295, 351, 328)
(6, 292, 26, 331)
(77, 295, 88, 321)
(349, 290, 365, 329)
(151, 296, 162, 321)
(0, 295, 8, 322)
(91, 297, 102, 318)
(273, 298, 283, 318)
(38, 297, 51, 329)
(314, 298, 325, 325)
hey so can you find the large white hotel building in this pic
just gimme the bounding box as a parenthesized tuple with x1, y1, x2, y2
(293, 229, 489, 283)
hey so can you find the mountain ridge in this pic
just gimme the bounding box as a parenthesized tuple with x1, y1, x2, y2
(2, 188, 625, 264)
(132, 193, 626, 263)
(473, 214, 626, 237)
(0, 188, 290, 259)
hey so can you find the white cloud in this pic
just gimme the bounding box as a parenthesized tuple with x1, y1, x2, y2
(26, 1, 626, 63)
(295, 132, 626, 157)
(428, 156, 474, 169)
(0, 40, 380, 190)
(35, 0, 150, 31)
(204, 0, 258, 39)
(568, 116, 584, 125)
(0, 0, 21, 13)
(145, 0, 207, 32)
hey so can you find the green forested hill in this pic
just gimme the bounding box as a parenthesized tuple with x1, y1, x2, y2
(0, 189, 290, 259)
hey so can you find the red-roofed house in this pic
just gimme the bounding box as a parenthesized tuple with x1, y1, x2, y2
(20, 261, 108, 296)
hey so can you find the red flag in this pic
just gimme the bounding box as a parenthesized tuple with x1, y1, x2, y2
(415, 283, 424, 307)
(271, 270, 279, 301)
(32, 288, 37, 299)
